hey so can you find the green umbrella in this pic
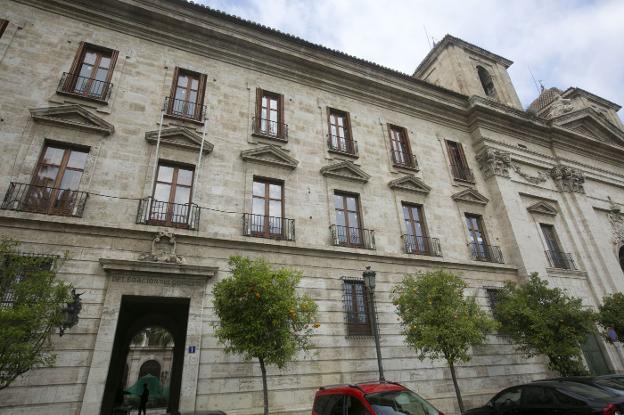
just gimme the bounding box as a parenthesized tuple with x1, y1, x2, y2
(125, 373, 165, 400)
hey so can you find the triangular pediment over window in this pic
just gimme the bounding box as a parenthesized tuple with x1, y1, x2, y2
(320, 161, 370, 183)
(527, 201, 558, 216)
(554, 109, 624, 146)
(388, 175, 431, 195)
(240, 145, 298, 169)
(30, 105, 114, 135)
(145, 127, 214, 154)
(451, 188, 489, 205)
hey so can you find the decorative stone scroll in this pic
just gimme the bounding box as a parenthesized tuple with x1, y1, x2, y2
(550, 165, 585, 194)
(476, 147, 511, 179)
(607, 197, 624, 245)
(511, 164, 548, 184)
(138, 231, 183, 264)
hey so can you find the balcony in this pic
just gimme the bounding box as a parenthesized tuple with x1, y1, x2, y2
(1, 182, 88, 217)
(402, 235, 442, 257)
(243, 213, 295, 241)
(391, 150, 419, 170)
(545, 250, 577, 270)
(450, 163, 475, 183)
(252, 116, 288, 141)
(136, 197, 200, 230)
(468, 242, 504, 264)
(164, 97, 206, 123)
(327, 135, 358, 156)
(57, 72, 113, 103)
(330, 224, 375, 250)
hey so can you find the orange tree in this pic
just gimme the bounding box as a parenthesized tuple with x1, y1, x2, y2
(212, 256, 318, 415)
(0, 240, 72, 390)
(393, 270, 496, 413)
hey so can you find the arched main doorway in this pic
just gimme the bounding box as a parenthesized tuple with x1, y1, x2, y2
(100, 296, 189, 415)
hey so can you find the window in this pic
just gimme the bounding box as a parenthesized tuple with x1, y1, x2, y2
(466, 214, 490, 261)
(343, 279, 371, 336)
(0, 19, 8, 39)
(255, 88, 285, 139)
(62, 42, 118, 101)
(334, 192, 362, 247)
(540, 224, 573, 269)
(328, 108, 356, 155)
(314, 395, 345, 415)
(1, 253, 54, 308)
(619, 246, 624, 273)
(149, 163, 194, 227)
(249, 178, 284, 238)
(445, 140, 473, 182)
(477, 65, 497, 98)
(485, 288, 502, 315)
(26, 144, 89, 216)
(492, 387, 521, 408)
(346, 396, 371, 415)
(402, 203, 430, 255)
(388, 125, 415, 168)
(167, 68, 207, 121)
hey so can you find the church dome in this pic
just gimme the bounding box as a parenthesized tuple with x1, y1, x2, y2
(528, 87, 563, 113)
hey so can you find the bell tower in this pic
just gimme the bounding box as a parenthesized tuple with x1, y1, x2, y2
(414, 34, 523, 110)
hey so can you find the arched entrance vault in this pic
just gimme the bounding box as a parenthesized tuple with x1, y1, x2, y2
(79, 257, 217, 415)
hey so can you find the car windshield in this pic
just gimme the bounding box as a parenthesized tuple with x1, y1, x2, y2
(366, 390, 440, 415)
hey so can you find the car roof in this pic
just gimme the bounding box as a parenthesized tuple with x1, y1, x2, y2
(317, 381, 406, 395)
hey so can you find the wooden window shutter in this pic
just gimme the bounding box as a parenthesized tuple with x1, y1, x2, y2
(167, 67, 179, 113)
(106, 49, 119, 83)
(0, 20, 8, 39)
(345, 111, 353, 140)
(68, 42, 86, 75)
(196, 73, 207, 120)
(255, 88, 262, 130)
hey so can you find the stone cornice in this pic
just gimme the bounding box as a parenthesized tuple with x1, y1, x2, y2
(0, 214, 519, 275)
(99, 258, 218, 279)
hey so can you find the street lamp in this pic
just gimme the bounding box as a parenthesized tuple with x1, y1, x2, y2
(363, 266, 385, 382)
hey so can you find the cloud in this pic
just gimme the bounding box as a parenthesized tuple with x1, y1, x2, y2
(196, 0, 624, 118)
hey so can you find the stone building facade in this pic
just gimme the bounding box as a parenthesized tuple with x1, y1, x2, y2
(1, 1, 624, 414)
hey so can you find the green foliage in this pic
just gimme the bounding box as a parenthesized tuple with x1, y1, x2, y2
(0, 239, 72, 390)
(494, 273, 595, 376)
(212, 256, 318, 367)
(597, 292, 624, 342)
(131, 326, 174, 347)
(393, 269, 497, 364)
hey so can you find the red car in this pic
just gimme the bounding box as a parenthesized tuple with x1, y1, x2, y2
(312, 381, 444, 415)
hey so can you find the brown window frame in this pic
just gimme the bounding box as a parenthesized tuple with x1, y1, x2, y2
(327, 108, 355, 155)
(0, 19, 8, 39)
(63, 42, 119, 101)
(445, 139, 474, 182)
(149, 162, 195, 228)
(250, 177, 285, 239)
(334, 192, 363, 247)
(28, 143, 90, 215)
(387, 124, 415, 168)
(255, 88, 285, 139)
(167, 67, 207, 122)
(343, 279, 372, 336)
(402, 203, 431, 254)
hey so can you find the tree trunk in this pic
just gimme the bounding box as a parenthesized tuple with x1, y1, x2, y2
(448, 360, 465, 413)
(259, 357, 269, 415)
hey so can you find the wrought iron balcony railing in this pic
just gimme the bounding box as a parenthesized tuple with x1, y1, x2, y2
(468, 242, 504, 264)
(252, 116, 288, 141)
(450, 163, 475, 183)
(327, 134, 358, 156)
(242, 213, 295, 241)
(330, 224, 375, 250)
(545, 250, 577, 270)
(402, 235, 442, 257)
(57, 72, 113, 102)
(1, 182, 88, 217)
(164, 96, 206, 122)
(391, 150, 419, 170)
(136, 197, 200, 230)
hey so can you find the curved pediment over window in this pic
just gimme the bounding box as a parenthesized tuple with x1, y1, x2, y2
(145, 127, 213, 154)
(320, 160, 370, 183)
(388, 175, 431, 195)
(30, 104, 114, 135)
(240, 145, 298, 169)
(451, 188, 489, 205)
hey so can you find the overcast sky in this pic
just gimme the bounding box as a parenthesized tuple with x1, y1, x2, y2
(197, 0, 623, 118)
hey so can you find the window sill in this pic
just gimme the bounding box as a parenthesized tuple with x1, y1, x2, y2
(251, 132, 288, 143)
(243, 232, 295, 242)
(56, 90, 109, 105)
(392, 163, 420, 172)
(328, 148, 358, 158)
(163, 112, 204, 125)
